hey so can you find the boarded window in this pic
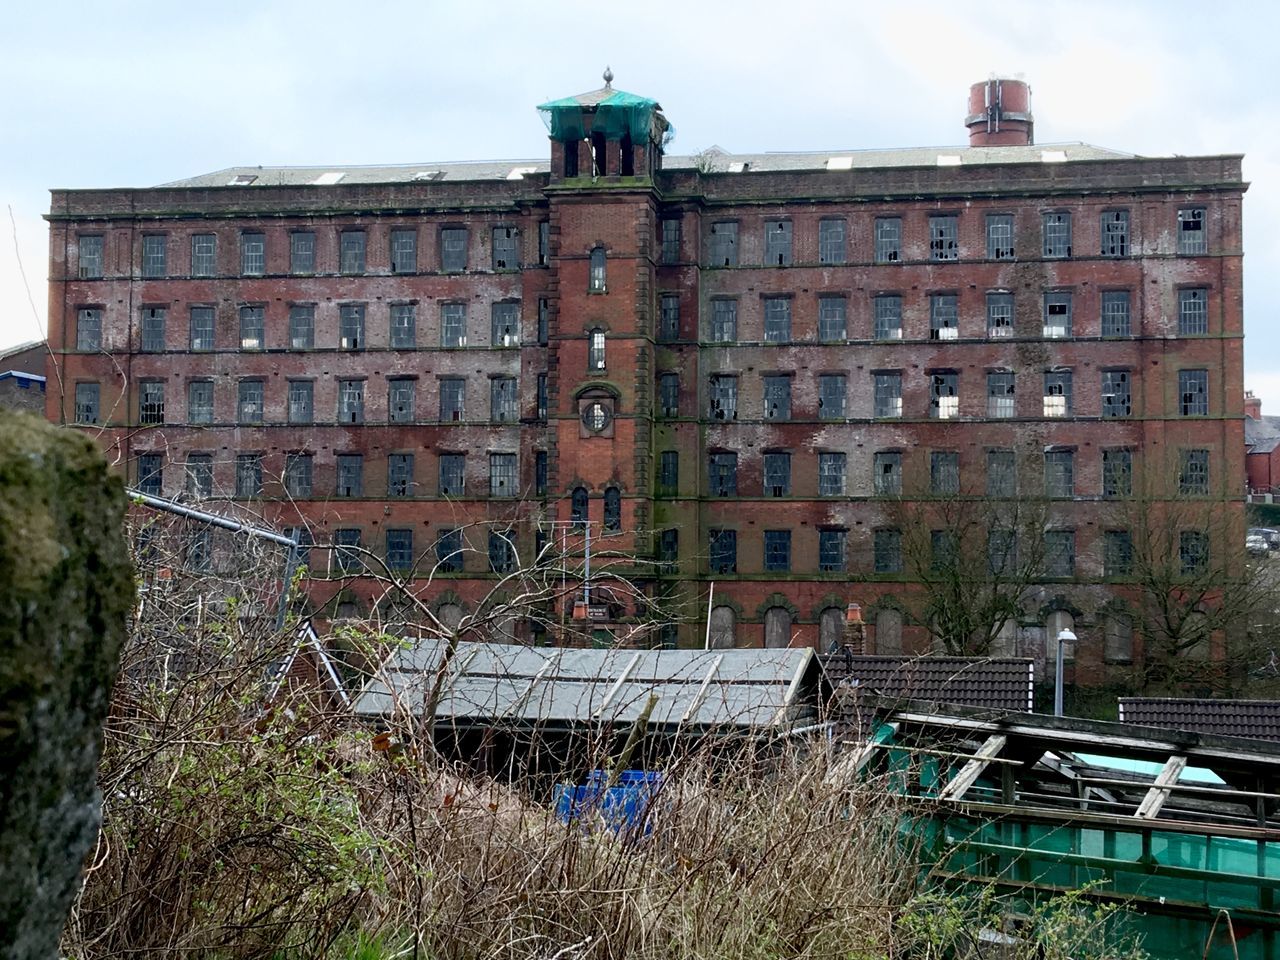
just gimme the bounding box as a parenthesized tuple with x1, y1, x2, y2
(820, 607, 845, 651)
(709, 606, 736, 649)
(874, 609, 903, 654)
(764, 607, 793, 649)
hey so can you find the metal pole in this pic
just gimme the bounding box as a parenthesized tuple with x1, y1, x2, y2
(582, 519, 591, 607)
(703, 581, 715, 649)
(1054, 634, 1064, 717)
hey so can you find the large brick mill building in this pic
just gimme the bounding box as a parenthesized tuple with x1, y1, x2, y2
(44, 76, 1246, 683)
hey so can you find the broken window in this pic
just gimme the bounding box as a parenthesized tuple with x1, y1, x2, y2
(709, 375, 738, 420)
(1043, 291, 1072, 338)
(818, 452, 846, 496)
(588, 328, 606, 370)
(708, 529, 737, 573)
(1101, 210, 1129, 257)
(1104, 612, 1134, 661)
(538, 220, 551, 266)
(187, 380, 214, 424)
(388, 303, 416, 349)
(763, 530, 791, 571)
(136, 453, 162, 496)
(659, 293, 680, 340)
(988, 529, 1017, 575)
(436, 528, 463, 572)
(333, 529, 362, 573)
(874, 451, 902, 496)
(240, 232, 265, 276)
(817, 529, 846, 573)
(661, 217, 681, 264)
(1103, 449, 1133, 498)
(986, 214, 1014, 260)
(188, 306, 214, 351)
(338, 379, 365, 423)
(284, 453, 313, 497)
(388, 453, 414, 498)
(658, 528, 679, 573)
(818, 374, 846, 419)
(603, 487, 621, 532)
(817, 295, 846, 341)
(489, 453, 517, 497)
(1043, 530, 1076, 577)
(1179, 369, 1209, 416)
(763, 297, 791, 342)
(290, 232, 315, 274)
(191, 234, 216, 276)
(1044, 449, 1075, 497)
(536, 373, 547, 421)
(986, 448, 1016, 497)
(658, 372, 679, 417)
(490, 377, 518, 423)
(929, 371, 959, 419)
(336, 455, 363, 497)
(386, 528, 414, 571)
(819, 218, 846, 265)
(711, 299, 738, 342)
(141, 234, 167, 278)
(339, 304, 365, 350)
(763, 375, 791, 420)
(185, 453, 213, 498)
(763, 452, 791, 497)
(709, 221, 739, 266)
(929, 215, 958, 261)
(987, 371, 1015, 418)
(537, 298, 549, 345)
(874, 294, 903, 340)
(439, 378, 465, 422)
(588, 246, 606, 292)
(709, 452, 737, 497)
(239, 305, 264, 350)
(287, 380, 313, 424)
(441, 303, 466, 347)
(874, 529, 903, 573)
(1043, 369, 1072, 417)
(491, 302, 519, 347)
(1102, 291, 1131, 337)
(339, 231, 366, 274)
(285, 305, 313, 350)
(139, 380, 165, 424)
(534, 451, 547, 496)
(1178, 288, 1209, 335)
(571, 486, 588, 523)
(1042, 212, 1071, 258)
(388, 378, 415, 423)
(874, 372, 903, 418)
(1178, 207, 1206, 255)
(1101, 370, 1131, 418)
(930, 451, 960, 495)
(76, 307, 102, 351)
(931, 531, 957, 570)
(235, 454, 262, 498)
(390, 229, 417, 274)
(438, 454, 465, 496)
(78, 235, 104, 279)
(874, 217, 901, 263)
(930, 294, 959, 339)
(74, 382, 99, 424)
(237, 379, 264, 424)
(764, 220, 792, 265)
(657, 450, 678, 495)
(987, 292, 1013, 338)
(1179, 448, 1210, 495)
(492, 226, 518, 270)
(1180, 530, 1210, 574)
(440, 227, 467, 271)
(141, 307, 166, 352)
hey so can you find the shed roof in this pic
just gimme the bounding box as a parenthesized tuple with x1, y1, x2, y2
(821, 655, 1035, 713)
(354, 641, 822, 732)
(1119, 698, 1280, 743)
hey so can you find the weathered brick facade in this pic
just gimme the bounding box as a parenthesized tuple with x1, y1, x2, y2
(44, 78, 1247, 685)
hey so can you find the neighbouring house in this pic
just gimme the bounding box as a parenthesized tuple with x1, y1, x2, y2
(0, 340, 47, 414)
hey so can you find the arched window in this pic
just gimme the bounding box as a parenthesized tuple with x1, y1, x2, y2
(1103, 613, 1133, 663)
(589, 328, 606, 370)
(874, 609, 903, 655)
(819, 606, 845, 652)
(589, 247, 606, 292)
(437, 603, 464, 635)
(992, 617, 1018, 657)
(570, 486, 589, 524)
(709, 605, 736, 649)
(603, 486, 621, 532)
(764, 606, 793, 649)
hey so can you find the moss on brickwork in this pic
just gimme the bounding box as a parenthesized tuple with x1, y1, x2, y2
(0, 411, 133, 959)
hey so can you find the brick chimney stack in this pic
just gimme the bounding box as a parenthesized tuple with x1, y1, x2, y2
(1246, 390, 1262, 420)
(966, 78, 1034, 147)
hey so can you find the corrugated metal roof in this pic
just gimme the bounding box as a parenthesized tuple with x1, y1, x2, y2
(155, 142, 1132, 189)
(354, 641, 821, 731)
(1119, 698, 1280, 743)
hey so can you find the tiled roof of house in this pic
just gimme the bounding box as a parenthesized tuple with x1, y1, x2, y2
(1118, 698, 1280, 743)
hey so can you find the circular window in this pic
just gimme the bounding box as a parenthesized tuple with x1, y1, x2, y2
(581, 401, 613, 433)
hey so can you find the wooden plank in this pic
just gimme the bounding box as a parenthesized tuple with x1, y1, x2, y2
(938, 734, 1008, 802)
(679, 654, 724, 724)
(824, 722, 898, 785)
(1136, 755, 1188, 819)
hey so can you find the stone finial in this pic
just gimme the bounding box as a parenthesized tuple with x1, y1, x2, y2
(603, 66, 614, 89)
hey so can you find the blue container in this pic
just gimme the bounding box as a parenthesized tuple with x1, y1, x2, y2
(552, 770, 663, 837)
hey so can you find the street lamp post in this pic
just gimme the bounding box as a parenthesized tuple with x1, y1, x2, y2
(1054, 628, 1077, 717)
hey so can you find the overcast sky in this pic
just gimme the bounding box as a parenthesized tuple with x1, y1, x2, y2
(3, 0, 1277, 399)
